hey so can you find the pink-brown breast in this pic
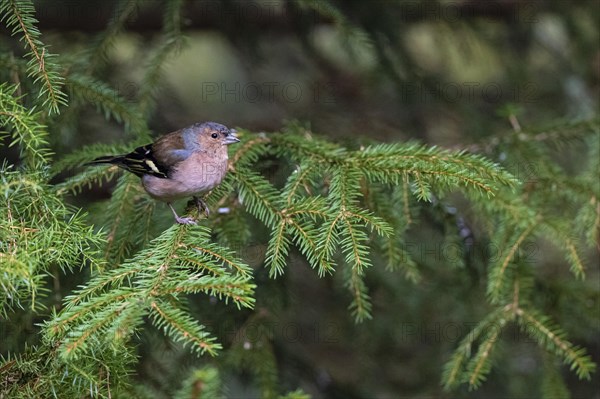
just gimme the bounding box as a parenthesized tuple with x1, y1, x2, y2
(142, 152, 228, 202)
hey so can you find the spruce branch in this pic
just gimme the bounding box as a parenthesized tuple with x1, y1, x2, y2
(576, 194, 600, 249)
(461, 117, 600, 153)
(517, 308, 596, 380)
(442, 308, 511, 390)
(228, 132, 271, 169)
(150, 300, 221, 356)
(137, 0, 186, 116)
(2, 1, 596, 396)
(234, 167, 282, 227)
(365, 183, 419, 279)
(85, 0, 141, 74)
(346, 265, 372, 322)
(0, 166, 103, 316)
(283, 162, 320, 205)
(54, 164, 121, 197)
(540, 221, 588, 279)
(487, 220, 540, 303)
(184, 241, 253, 277)
(211, 203, 252, 248)
(0, 0, 67, 114)
(465, 315, 508, 389)
(541, 356, 571, 399)
(46, 118, 597, 395)
(65, 75, 150, 138)
(380, 234, 420, 282)
(265, 217, 293, 277)
(271, 127, 347, 164)
(339, 212, 373, 273)
(563, 238, 586, 279)
(0, 342, 138, 398)
(173, 367, 222, 399)
(45, 224, 254, 360)
(101, 173, 149, 264)
(353, 143, 518, 198)
(227, 311, 280, 398)
(0, 83, 51, 167)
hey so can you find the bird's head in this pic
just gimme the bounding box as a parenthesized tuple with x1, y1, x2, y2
(193, 122, 240, 151)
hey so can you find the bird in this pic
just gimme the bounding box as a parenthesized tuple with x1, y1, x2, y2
(87, 121, 240, 225)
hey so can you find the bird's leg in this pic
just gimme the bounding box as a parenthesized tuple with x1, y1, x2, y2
(193, 195, 210, 217)
(167, 202, 197, 225)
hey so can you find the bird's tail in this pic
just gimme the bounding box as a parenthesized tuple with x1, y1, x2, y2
(84, 155, 125, 167)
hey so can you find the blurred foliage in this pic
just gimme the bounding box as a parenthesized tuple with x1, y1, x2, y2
(1, 0, 599, 398)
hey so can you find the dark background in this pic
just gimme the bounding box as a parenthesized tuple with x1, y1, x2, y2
(24, 0, 599, 145)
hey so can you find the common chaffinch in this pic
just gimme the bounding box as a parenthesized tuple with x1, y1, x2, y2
(88, 121, 240, 225)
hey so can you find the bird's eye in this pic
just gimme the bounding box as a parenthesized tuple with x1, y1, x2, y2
(211, 133, 218, 139)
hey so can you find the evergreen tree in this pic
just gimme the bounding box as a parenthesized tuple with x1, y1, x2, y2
(1, 1, 598, 398)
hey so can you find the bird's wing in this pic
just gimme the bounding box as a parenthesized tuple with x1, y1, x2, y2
(88, 130, 193, 179)
(152, 129, 194, 169)
(124, 130, 194, 178)
(120, 143, 171, 178)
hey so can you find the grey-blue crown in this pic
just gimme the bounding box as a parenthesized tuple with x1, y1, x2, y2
(196, 121, 232, 135)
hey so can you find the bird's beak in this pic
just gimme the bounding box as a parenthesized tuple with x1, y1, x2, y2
(224, 132, 240, 145)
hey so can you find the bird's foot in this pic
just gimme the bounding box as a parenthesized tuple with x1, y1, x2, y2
(175, 216, 197, 225)
(168, 202, 198, 225)
(193, 196, 210, 217)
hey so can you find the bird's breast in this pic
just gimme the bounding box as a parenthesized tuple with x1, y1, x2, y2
(174, 152, 228, 191)
(142, 152, 228, 202)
